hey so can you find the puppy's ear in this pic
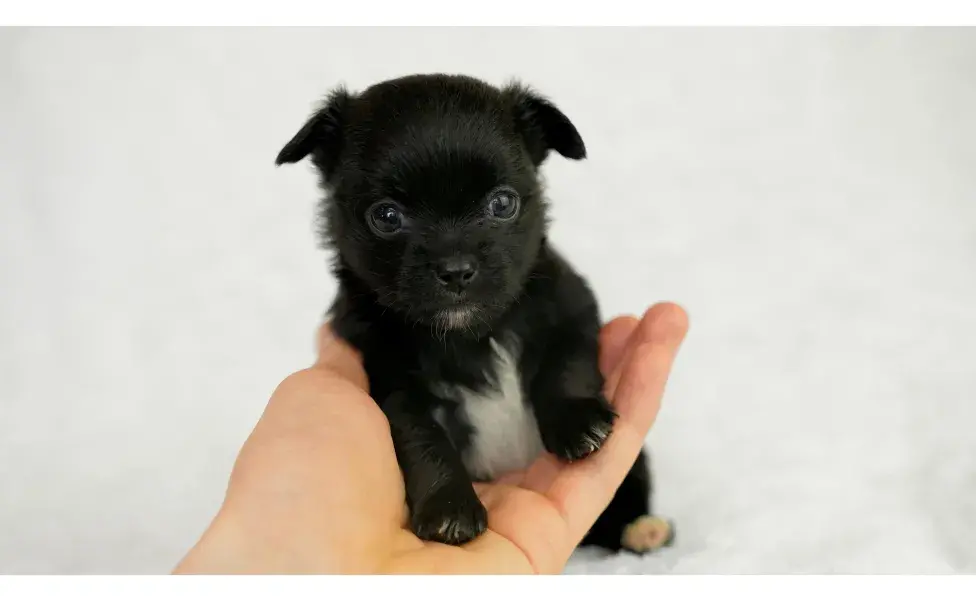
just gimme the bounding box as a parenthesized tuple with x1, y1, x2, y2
(275, 87, 352, 179)
(505, 82, 586, 166)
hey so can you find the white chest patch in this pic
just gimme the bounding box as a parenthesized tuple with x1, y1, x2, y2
(432, 337, 544, 481)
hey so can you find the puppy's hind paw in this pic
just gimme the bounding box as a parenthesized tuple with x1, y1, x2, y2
(620, 515, 675, 554)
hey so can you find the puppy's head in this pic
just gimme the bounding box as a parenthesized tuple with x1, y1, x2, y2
(276, 73, 585, 333)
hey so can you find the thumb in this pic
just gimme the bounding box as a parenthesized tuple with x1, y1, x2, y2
(314, 322, 370, 393)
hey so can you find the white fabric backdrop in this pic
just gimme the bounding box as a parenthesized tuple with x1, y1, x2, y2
(1, 27, 974, 574)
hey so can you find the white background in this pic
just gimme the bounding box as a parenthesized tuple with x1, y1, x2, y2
(1, 27, 975, 574)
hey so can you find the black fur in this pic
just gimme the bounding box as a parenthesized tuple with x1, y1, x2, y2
(276, 73, 665, 553)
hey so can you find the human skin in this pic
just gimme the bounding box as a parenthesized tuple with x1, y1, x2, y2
(173, 302, 688, 574)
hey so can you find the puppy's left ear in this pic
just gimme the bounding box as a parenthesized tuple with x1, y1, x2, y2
(504, 82, 586, 166)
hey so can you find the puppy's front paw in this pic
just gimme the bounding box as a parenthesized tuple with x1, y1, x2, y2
(411, 486, 488, 546)
(541, 395, 617, 462)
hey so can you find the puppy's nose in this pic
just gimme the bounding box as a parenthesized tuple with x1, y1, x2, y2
(434, 256, 479, 292)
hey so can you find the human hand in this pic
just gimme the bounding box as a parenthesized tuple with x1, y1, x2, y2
(173, 302, 688, 574)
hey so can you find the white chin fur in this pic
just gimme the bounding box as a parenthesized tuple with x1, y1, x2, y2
(435, 306, 477, 330)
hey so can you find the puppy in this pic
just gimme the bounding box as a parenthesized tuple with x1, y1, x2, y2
(275, 73, 673, 554)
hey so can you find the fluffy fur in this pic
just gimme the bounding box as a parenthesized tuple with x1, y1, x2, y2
(275, 73, 673, 553)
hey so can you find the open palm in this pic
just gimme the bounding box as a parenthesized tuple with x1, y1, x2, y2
(174, 304, 687, 575)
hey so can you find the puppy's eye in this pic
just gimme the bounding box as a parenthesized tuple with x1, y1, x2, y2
(487, 189, 520, 220)
(367, 202, 404, 236)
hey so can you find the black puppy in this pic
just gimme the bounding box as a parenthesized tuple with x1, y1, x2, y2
(275, 73, 673, 554)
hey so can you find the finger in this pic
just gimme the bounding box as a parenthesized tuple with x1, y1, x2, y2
(515, 315, 642, 493)
(598, 315, 639, 380)
(611, 302, 688, 429)
(521, 303, 685, 492)
(538, 302, 688, 545)
(223, 339, 397, 536)
(242, 323, 379, 446)
(314, 322, 370, 393)
(604, 303, 684, 403)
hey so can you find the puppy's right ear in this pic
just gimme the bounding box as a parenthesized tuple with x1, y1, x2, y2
(275, 87, 351, 179)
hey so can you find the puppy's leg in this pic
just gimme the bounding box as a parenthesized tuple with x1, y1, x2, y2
(581, 449, 675, 554)
(383, 391, 488, 546)
(529, 315, 617, 462)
